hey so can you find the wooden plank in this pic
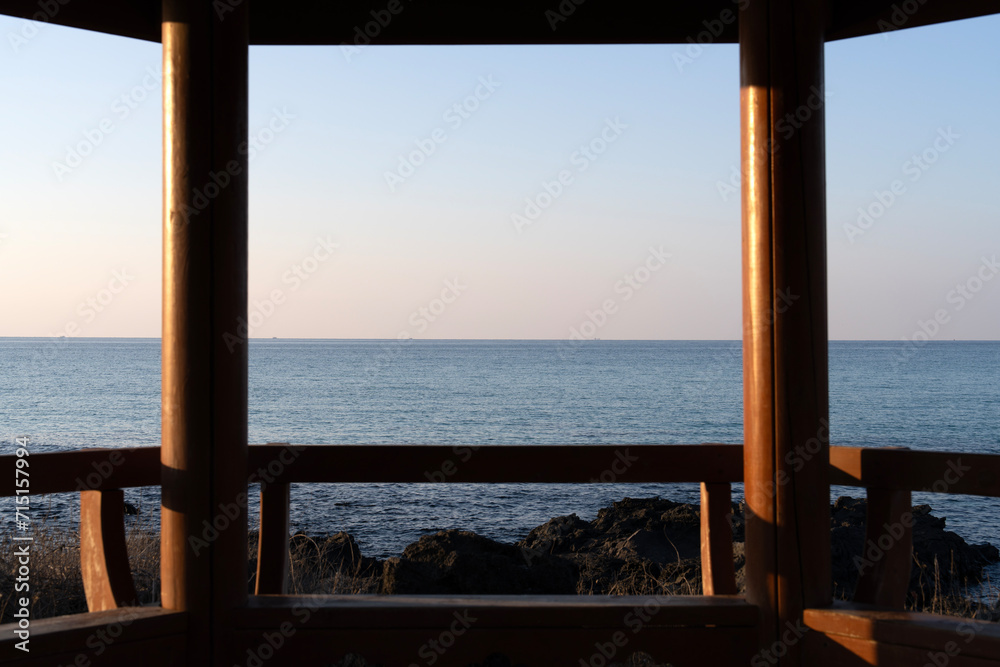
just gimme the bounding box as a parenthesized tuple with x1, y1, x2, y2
(255, 481, 290, 595)
(828, 0, 1000, 42)
(230, 626, 758, 667)
(247, 444, 744, 484)
(242, 594, 759, 629)
(0, 0, 160, 42)
(80, 489, 138, 612)
(1, 635, 186, 667)
(0, 448, 160, 497)
(2, 0, 998, 46)
(246, 0, 740, 45)
(740, 0, 831, 661)
(805, 602, 1000, 661)
(3, 444, 996, 494)
(160, 1, 249, 664)
(1, 444, 741, 498)
(239, 596, 757, 667)
(852, 488, 912, 608)
(804, 630, 1000, 667)
(831, 447, 1000, 497)
(0, 608, 187, 663)
(700, 482, 738, 595)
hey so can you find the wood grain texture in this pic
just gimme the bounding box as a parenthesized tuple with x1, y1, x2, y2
(80, 489, 138, 612)
(0, 447, 159, 496)
(804, 631, 1000, 667)
(161, 1, 249, 663)
(831, 447, 1000, 496)
(805, 602, 1000, 662)
(740, 0, 831, 661)
(5, 444, 999, 493)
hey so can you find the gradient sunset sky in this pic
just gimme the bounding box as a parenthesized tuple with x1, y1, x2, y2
(1, 14, 997, 340)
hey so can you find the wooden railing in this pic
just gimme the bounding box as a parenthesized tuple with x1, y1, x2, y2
(246, 443, 744, 596)
(4, 444, 1000, 610)
(3, 444, 1000, 665)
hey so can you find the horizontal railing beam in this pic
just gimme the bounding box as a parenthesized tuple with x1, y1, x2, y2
(830, 447, 1000, 497)
(0, 447, 160, 496)
(5, 444, 1000, 496)
(247, 443, 744, 484)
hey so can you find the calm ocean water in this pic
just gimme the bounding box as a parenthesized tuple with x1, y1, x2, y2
(2, 338, 999, 563)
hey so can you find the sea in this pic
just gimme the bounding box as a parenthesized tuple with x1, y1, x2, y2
(3, 338, 999, 571)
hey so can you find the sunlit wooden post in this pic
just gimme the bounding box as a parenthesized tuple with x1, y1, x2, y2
(740, 0, 832, 661)
(161, 0, 249, 664)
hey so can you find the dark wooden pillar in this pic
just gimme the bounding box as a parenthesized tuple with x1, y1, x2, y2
(740, 0, 831, 660)
(161, 1, 248, 664)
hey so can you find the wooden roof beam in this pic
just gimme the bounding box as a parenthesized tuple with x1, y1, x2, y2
(2, 0, 997, 46)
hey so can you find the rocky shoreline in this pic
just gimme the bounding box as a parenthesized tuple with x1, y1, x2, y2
(256, 496, 1000, 607)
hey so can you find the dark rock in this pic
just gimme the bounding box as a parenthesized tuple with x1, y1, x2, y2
(380, 529, 578, 595)
(520, 513, 596, 556)
(592, 497, 702, 561)
(518, 497, 710, 594)
(289, 531, 383, 579)
(518, 495, 997, 600)
(287, 495, 998, 606)
(123, 502, 140, 515)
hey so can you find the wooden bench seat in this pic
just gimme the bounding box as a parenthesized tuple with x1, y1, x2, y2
(0, 607, 187, 667)
(804, 602, 1000, 666)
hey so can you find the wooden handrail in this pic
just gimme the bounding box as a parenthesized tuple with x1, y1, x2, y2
(3, 444, 998, 496)
(830, 447, 1000, 497)
(245, 443, 744, 484)
(5, 442, 998, 615)
(0, 447, 160, 496)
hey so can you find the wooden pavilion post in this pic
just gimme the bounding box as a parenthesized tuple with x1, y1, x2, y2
(161, 1, 249, 664)
(739, 0, 832, 661)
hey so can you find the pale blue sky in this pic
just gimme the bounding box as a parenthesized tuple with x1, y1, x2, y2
(1, 15, 997, 340)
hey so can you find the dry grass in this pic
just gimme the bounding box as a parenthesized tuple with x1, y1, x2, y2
(262, 532, 380, 595)
(903, 555, 1000, 621)
(0, 517, 159, 624)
